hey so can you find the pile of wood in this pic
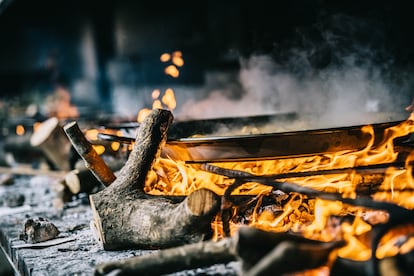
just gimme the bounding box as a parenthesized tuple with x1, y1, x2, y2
(60, 108, 414, 275)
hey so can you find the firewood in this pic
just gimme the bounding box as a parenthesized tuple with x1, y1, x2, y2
(331, 251, 414, 276)
(94, 226, 344, 276)
(87, 109, 220, 250)
(30, 117, 72, 171)
(52, 179, 74, 210)
(94, 236, 238, 276)
(64, 168, 104, 195)
(64, 159, 125, 195)
(64, 121, 116, 186)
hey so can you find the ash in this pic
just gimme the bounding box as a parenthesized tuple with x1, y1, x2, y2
(0, 175, 241, 276)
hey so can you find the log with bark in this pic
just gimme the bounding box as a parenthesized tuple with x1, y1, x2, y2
(62, 158, 126, 195)
(94, 226, 345, 276)
(64, 121, 116, 187)
(30, 117, 72, 171)
(64, 109, 221, 250)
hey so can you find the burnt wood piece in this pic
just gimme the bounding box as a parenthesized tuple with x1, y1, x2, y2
(64, 121, 116, 187)
(94, 226, 344, 276)
(237, 227, 345, 276)
(331, 251, 414, 276)
(88, 109, 220, 250)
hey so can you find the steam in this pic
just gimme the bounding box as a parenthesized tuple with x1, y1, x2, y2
(174, 13, 411, 130)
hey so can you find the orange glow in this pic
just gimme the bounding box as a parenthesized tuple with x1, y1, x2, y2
(85, 129, 100, 141)
(172, 56, 184, 67)
(164, 65, 179, 78)
(92, 145, 105, 155)
(152, 99, 163, 109)
(140, 115, 414, 264)
(172, 51, 182, 57)
(162, 88, 176, 110)
(16, 125, 25, 136)
(33, 122, 41, 132)
(160, 53, 171, 62)
(111, 142, 120, 152)
(152, 89, 161, 99)
(137, 108, 152, 123)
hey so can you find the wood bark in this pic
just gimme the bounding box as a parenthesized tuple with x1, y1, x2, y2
(64, 121, 116, 186)
(87, 109, 220, 250)
(94, 226, 344, 276)
(94, 235, 237, 276)
(64, 168, 103, 195)
(30, 117, 72, 171)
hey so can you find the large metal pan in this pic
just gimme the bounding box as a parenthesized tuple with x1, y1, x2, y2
(100, 119, 407, 163)
(164, 120, 406, 162)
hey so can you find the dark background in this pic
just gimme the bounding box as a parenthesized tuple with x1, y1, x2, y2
(0, 0, 413, 114)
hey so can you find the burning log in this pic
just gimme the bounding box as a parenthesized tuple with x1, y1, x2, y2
(65, 109, 220, 250)
(202, 163, 414, 275)
(94, 226, 344, 276)
(331, 251, 414, 276)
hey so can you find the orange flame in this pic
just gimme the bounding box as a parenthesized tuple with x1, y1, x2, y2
(142, 114, 414, 263)
(16, 124, 25, 136)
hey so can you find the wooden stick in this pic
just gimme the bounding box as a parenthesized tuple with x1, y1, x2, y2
(94, 226, 344, 276)
(64, 168, 103, 194)
(94, 235, 237, 276)
(30, 117, 71, 171)
(64, 121, 116, 187)
(202, 161, 407, 180)
(89, 109, 221, 250)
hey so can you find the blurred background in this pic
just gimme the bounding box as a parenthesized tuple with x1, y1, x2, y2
(0, 0, 414, 129)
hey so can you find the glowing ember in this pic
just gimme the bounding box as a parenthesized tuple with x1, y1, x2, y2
(164, 65, 180, 78)
(137, 88, 177, 122)
(15, 124, 25, 136)
(85, 128, 124, 155)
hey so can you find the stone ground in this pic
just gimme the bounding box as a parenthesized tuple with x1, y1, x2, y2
(0, 174, 241, 276)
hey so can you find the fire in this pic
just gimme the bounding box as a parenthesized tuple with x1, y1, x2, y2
(137, 88, 177, 123)
(141, 113, 414, 266)
(164, 65, 179, 78)
(85, 128, 124, 155)
(15, 124, 25, 136)
(160, 50, 184, 78)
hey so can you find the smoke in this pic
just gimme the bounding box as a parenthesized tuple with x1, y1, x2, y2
(175, 13, 412, 130)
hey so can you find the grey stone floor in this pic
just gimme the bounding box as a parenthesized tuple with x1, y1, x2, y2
(0, 175, 240, 276)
